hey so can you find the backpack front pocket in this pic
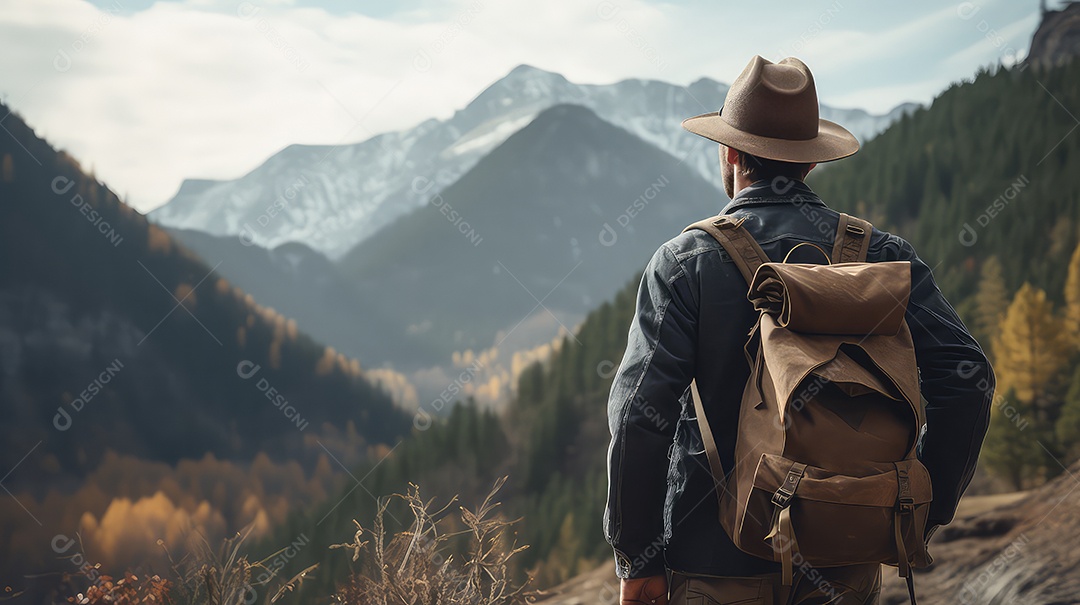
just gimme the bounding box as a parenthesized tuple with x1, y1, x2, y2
(735, 453, 932, 572)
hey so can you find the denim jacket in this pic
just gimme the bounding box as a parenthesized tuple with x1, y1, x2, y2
(603, 179, 994, 579)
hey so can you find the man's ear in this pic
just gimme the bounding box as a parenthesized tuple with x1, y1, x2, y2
(723, 145, 740, 166)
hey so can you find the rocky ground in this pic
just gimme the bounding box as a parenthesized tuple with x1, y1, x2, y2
(536, 463, 1080, 604)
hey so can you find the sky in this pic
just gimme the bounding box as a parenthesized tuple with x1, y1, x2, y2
(0, 0, 1042, 213)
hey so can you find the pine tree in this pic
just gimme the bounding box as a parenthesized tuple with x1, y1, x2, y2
(982, 389, 1043, 490)
(992, 283, 1070, 409)
(975, 256, 1009, 352)
(1055, 365, 1080, 464)
(516, 362, 545, 406)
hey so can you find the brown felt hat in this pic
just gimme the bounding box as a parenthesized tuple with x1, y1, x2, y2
(682, 56, 859, 163)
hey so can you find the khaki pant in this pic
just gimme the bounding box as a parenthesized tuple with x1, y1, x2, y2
(669, 564, 881, 605)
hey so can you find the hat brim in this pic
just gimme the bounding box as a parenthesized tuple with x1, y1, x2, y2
(681, 111, 860, 163)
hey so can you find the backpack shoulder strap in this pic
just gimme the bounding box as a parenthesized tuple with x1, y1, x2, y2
(682, 215, 768, 504)
(832, 213, 874, 263)
(690, 379, 726, 497)
(683, 215, 770, 284)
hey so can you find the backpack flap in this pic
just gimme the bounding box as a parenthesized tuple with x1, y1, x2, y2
(756, 315, 923, 443)
(749, 261, 911, 335)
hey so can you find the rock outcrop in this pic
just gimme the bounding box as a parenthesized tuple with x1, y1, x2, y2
(1027, 1, 1080, 68)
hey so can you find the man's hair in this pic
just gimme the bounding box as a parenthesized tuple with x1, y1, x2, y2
(735, 149, 813, 182)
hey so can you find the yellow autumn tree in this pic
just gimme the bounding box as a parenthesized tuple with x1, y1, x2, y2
(993, 283, 1070, 408)
(147, 223, 172, 254)
(1, 153, 13, 182)
(315, 346, 337, 376)
(1065, 242, 1080, 352)
(174, 283, 196, 311)
(268, 339, 282, 369)
(974, 256, 1009, 351)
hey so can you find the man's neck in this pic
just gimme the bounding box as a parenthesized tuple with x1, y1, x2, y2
(734, 177, 807, 199)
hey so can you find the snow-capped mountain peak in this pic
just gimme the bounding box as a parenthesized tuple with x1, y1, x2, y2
(150, 65, 915, 259)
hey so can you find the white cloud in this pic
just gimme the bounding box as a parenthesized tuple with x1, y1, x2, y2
(0, 0, 1040, 212)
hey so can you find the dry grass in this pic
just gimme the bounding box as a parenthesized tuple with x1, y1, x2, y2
(61, 523, 315, 605)
(331, 476, 536, 605)
(160, 527, 317, 605)
(58, 477, 534, 605)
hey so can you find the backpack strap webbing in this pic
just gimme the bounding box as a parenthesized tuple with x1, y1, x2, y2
(832, 213, 873, 263)
(894, 461, 922, 604)
(689, 379, 726, 497)
(683, 215, 770, 284)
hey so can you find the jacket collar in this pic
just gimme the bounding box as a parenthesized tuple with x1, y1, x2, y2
(721, 178, 826, 214)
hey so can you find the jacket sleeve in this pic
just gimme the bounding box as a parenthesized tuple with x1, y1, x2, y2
(604, 243, 696, 579)
(889, 235, 995, 534)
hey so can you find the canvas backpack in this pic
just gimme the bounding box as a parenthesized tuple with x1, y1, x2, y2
(683, 213, 932, 603)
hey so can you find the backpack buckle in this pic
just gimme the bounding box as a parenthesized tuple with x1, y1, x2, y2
(713, 216, 745, 230)
(896, 467, 914, 512)
(845, 223, 866, 237)
(771, 464, 806, 508)
(772, 488, 794, 508)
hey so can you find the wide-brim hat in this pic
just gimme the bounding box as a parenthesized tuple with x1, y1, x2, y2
(682, 56, 859, 163)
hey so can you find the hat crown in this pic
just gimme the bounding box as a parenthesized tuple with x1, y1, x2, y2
(722, 56, 819, 142)
(679, 55, 859, 163)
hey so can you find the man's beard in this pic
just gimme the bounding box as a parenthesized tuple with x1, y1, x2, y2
(720, 147, 735, 199)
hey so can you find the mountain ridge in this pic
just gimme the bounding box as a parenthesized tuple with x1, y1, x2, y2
(150, 64, 916, 259)
(0, 102, 410, 482)
(336, 102, 720, 382)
